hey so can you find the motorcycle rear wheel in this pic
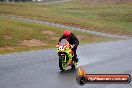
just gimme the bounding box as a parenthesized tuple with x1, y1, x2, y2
(71, 62, 77, 69)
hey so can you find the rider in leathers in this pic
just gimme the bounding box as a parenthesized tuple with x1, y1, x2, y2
(59, 30, 79, 62)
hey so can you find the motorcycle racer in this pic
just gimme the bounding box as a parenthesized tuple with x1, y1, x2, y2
(59, 30, 79, 62)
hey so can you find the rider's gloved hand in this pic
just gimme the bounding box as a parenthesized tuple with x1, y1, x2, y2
(71, 45, 75, 49)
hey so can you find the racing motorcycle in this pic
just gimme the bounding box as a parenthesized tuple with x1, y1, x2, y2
(56, 42, 77, 71)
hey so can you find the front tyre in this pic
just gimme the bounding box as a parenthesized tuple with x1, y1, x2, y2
(59, 56, 66, 71)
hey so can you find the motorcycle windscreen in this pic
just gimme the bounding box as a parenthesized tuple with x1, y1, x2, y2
(60, 39, 68, 45)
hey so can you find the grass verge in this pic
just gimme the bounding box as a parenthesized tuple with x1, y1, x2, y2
(0, 17, 118, 54)
(0, 0, 132, 36)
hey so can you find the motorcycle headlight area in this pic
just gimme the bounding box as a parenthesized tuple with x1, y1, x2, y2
(58, 46, 65, 51)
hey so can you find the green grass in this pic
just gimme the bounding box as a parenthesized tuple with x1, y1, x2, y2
(0, 0, 132, 36)
(0, 17, 117, 54)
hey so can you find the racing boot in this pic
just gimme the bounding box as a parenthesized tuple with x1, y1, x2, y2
(73, 55, 79, 62)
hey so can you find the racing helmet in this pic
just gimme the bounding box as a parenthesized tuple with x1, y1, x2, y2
(63, 30, 71, 37)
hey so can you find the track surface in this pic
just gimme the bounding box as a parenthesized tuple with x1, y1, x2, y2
(0, 39, 132, 88)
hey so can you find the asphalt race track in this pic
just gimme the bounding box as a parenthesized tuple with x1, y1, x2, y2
(0, 39, 132, 88)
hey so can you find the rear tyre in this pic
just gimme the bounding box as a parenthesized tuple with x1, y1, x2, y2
(71, 64, 75, 69)
(71, 62, 77, 69)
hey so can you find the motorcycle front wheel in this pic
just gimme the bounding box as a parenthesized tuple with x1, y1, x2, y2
(59, 56, 67, 71)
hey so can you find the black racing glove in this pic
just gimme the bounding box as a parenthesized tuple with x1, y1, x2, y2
(71, 44, 75, 49)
